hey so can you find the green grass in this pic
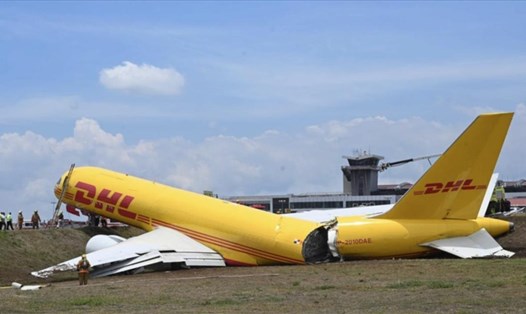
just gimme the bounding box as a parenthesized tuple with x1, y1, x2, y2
(68, 296, 114, 307)
(201, 298, 242, 306)
(1, 259, 526, 313)
(387, 280, 424, 289)
(426, 280, 454, 289)
(313, 284, 336, 290)
(0, 217, 524, 313)
(0, 226, 144, 286)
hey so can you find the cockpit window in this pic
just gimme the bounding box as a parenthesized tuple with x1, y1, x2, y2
(56, 177, 62, 185)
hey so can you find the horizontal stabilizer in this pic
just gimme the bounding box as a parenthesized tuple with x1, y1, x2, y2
(421, 228, 514, 258)
(32, 227, 225, 279)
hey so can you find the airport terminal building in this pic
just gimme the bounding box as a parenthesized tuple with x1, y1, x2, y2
(226, 153, 406, 213)
(225, 153, 526, 214)
(229, 193, 397, 214)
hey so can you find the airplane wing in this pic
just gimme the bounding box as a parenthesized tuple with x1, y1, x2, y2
(420, 228, 515, 258)
(31, 227, 225, 278)
(285, 204, 393, 223)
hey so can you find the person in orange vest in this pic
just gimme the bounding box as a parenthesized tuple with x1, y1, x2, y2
(17, 211, 24, 230)
(31, 210, 41, 229)
(76, 254, 91, 285)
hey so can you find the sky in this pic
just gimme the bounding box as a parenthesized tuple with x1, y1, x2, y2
(1, 2, 526, 220)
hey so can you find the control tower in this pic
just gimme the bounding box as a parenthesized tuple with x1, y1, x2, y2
(342, 153, 384, 196)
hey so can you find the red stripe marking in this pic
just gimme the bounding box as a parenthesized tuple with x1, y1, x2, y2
(58, 185, 302, 264)
(224, 258, 256, 266)
(137, 217, 149, 224)
(150, 218, 303, 264)
(55, 188, 74, 201)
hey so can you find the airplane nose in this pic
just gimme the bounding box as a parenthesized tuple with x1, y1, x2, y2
(54, 175, 64, 199)
(54, 184, 61, 199)
(509, 221, 515, 233)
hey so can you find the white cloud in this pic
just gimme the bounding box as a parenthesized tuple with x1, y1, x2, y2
(1, 106, 525, 221)
(73, 118, 124, 148)
(99, 61, 185, 95)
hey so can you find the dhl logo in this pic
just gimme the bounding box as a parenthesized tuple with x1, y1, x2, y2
(73, 181, 137, 220)
(414, 179, 486, 195)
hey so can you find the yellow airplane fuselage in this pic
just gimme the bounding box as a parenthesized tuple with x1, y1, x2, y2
(56, 167, 320, 266)
(334, 216, 511, 259)
(56, 166, 512, 265)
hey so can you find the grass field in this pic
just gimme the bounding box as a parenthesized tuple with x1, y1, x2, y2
(0, 216, 524, 313)
(2, 259, 525, 313)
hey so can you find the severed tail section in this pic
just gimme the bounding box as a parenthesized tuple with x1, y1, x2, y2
(378, 113, 513, 220)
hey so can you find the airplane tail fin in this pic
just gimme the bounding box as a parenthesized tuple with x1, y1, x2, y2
(377, 113, 513, 220)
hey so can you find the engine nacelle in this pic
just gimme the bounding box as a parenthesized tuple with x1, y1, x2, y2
(86, 234, 126, 253)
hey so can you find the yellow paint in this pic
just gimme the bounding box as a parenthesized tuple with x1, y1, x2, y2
(332, 112, 515, 259)
(56, 167, 320, 266)
(54, 112, 515, 264)
(335, 216, 511, 259)
(379, 113, 513, 220)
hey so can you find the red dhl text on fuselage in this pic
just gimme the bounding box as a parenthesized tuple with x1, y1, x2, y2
(57, 167, 321, 266)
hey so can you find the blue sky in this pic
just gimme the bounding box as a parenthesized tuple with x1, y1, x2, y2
(1, 2, 525, 219)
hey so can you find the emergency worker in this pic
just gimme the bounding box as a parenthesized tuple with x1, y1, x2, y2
(17, 211, 24, 230)
(31, 210, 41, 229)
(6, 212, 13, 230)
(76, 254, 91, 285)
(57, 211, 64, 228)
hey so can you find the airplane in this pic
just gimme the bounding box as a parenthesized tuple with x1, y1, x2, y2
(32, 112, 515, 279)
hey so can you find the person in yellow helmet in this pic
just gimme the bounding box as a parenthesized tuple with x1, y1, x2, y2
(76, 254, 91, 285)
(17, 211, 24, 230)
(31, 210, 41, 229)
(6, 212, 13, 230)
